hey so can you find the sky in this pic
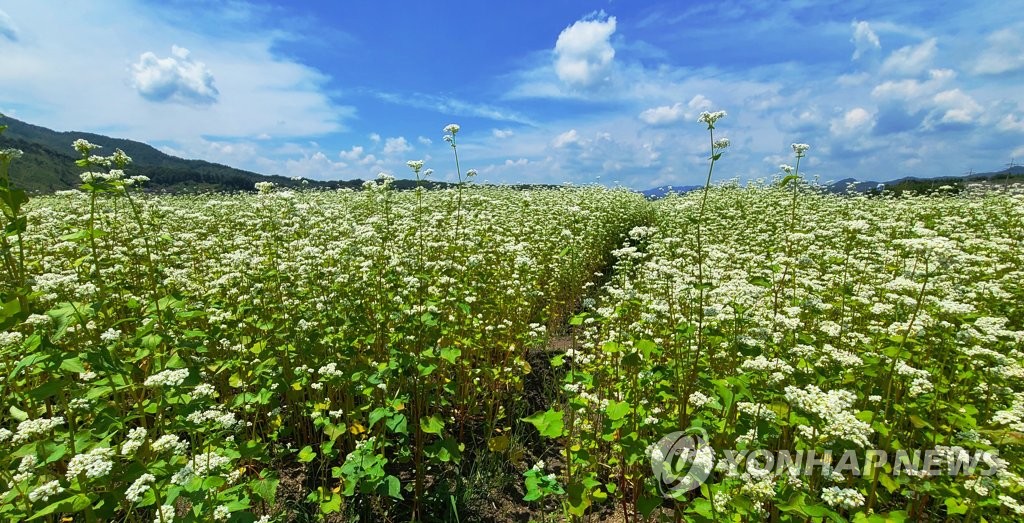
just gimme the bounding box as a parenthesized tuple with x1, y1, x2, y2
(1, 1, 1023, 188)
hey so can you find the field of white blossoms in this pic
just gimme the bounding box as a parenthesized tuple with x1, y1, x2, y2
(1, 117, 1023, 522)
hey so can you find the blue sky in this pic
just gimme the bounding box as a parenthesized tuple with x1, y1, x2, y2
(1, 1, 1023, 188)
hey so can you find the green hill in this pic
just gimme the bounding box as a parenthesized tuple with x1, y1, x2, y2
(0, 115, 447, 193)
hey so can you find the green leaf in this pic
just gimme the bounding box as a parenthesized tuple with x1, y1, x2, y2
(420, 414, 445, 435)
(386, 413, 408, 435)
(318, 489, 343, 514)
(297, 445, 316, 463)
(908, 415, 933, 429)
(9, 405, 28, 421)
(605, 400, 631, 421)
(439, 347, 461, 364)
(385, 475, 403, 499)
(29, 494, 91, 520)
(565, 481, 591, 516)
(0, 298, 20, 322)
(488, 435, 510, 452)
(369, 407, 389, 429)
(59, 356, 86, 374)
(637, 492, 663, 517)
(780, 174, 799, 187)
(251, 475, 279, 504)
(945, 497, 969, 515)
(879, 473, 899, 493)
(523, 408, 564, 438)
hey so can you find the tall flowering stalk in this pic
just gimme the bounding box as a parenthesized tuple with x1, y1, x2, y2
(683, 110, 728, 427)
(780, 143, 810, 309)
(444, 124, 466, 242)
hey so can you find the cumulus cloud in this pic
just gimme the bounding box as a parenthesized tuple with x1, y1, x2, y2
(851, 21, 881, 60)
(830, 107, 875, 136)
(552, 129, 580, 148)
(639, 102, 685, 125)
(553, 12, 617, 88)
(0, 9, 18, 41)
(931, 88, 982, 125)
(639, 96, 713, 126)
(339, 145, 364, 161)
(872, 68, 955, 104)
(382, 136, 411, 155)
(880, 38, 938, 76)
(417, 136, 432, 145)
(131, 45, 219, 105)
(284, 151, 349, 180)
(974, 28, 1024, 75)
(997, 114, 1024, 132)
(492, 128, 514, 139)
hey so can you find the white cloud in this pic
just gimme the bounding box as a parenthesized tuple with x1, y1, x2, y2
(974, 28, 1024, 75)
(369, 133, 381, 143)
(374, 91, 533, 125)
(880, 38, 938, 76)
(851, 21, 881, 60)
(688, 94, 713, 112)
(283, 151, 349, 180)
(997, 114, 1024, 133)
(638, 95, 714, 126)
(931, 89, 982, 124)
(492, 128, 514, 139)
(553, 12, 617, 88)
(830, 107, 875, 136)
(417, 136, 432, 145)
(131, 45, 219, 105)
(339, 145, 364, 161)
(0, 9, 18, 41)
(639, 102, 685, 126)
(382, 136, 411, 155)
(552, 129, 580, 148)
(872, 68, 954, 103)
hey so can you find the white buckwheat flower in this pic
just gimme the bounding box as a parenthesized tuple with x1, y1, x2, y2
(28, 480, 64, 502)
(125, 473, 156, 503)
(65, 447, 115, 480)
(151, 434, 189, 455)
(821, 486, 865, 509)
(144, 368, 189, 387)
(121, 427, 148, 456)
(192, 383, 217, 398)
(154, 504, 175, 522)
(13, 417, 65, 443)
(213, 504, 230, 521)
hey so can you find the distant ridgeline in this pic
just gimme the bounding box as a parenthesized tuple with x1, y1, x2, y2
(0, 116, 454, 194)
(4, 116, 1022, 196)
(825, 167, 1024, 196)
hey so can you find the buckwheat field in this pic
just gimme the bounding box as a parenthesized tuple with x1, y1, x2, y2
(1, 116, 1022, 522)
